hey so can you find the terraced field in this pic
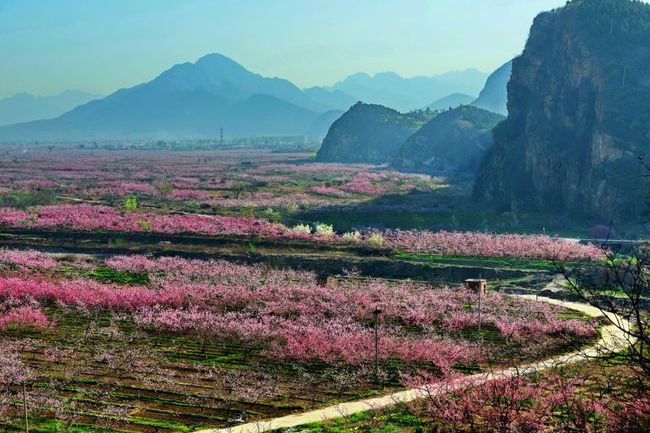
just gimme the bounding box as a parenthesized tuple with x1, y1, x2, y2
(0, 250, 599, 432)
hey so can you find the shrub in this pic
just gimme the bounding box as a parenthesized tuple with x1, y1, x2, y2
(342, 231, 361, 242)
(367, 233, 385, 248)
(137, 219, 152, 232)
(154, 182, 173, 196)
(315, 223, 335, 238)
(123, 195, 138, 211)
(290, 224, 312, 235)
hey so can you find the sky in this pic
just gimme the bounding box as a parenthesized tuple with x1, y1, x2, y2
(0, 0, 571, 99)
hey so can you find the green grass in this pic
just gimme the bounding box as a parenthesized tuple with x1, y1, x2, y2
(271, 406, 423, 433)
(25, 416, 191, 433)
(29, 418, 128, 433)
(556, 311, 592, 320)
(85, 267, 150, 285)
(393, 251, 561, 271)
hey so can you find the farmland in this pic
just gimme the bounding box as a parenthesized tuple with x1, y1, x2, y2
(0, 147, 644, 433)
(3, 0, 650, 430)
(0, 148, 621, 237)
(1, 250, 600, 432)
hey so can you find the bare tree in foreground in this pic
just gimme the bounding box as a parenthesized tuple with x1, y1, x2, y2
(563, 250, 649, 383)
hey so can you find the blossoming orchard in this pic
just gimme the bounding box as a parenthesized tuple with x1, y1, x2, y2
(0, 148, 646, 432)
(0, 250, 598, 429)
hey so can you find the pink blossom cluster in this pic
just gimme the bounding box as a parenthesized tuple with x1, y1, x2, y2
(105, 254, 312, 287)
(404, 368, 649, 432)
(0, 150, 434, 209)
(0, 253, 595, 369)
(0, 277, 187, 311)
(0, 208, 30, 226)
(0, 306, 52, 331)
(340, 173, 389, 196)
(0, 249, 58, 270)
(0, 203, 603, 261)
(310, 186, 349, 198)
(0, 204, 293, 238)
(255, 162, 378, 175)
(379, 230, 605, 261)
(208, 192, 331, 208)
(95, 181, 157, 196)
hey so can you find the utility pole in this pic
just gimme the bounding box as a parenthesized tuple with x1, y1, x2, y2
(463, 278, 486, 340)
(220, 128, 224, 146)
(372, 308, 382, 384)
(23, 382, 28, 433)
(477, 274, 482, 338)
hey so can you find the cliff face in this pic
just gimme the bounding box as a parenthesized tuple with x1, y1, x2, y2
(475, 0, 650, 221)
(315, 102, 432, 164)
(392, 105, 504, 177)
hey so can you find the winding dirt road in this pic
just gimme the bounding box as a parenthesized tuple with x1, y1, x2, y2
(197, 294, 632, 433)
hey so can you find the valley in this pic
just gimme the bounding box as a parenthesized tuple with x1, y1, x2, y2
(1, 1, 649, 432)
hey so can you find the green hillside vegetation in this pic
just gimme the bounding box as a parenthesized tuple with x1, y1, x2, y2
(315, 102, 436, 163)
(392, 105, 504, 177)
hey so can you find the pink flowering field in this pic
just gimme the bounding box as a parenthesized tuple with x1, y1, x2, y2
(0, 148, 605, 262)
(0, 203, 603, 261)
(0, 249, 598, 430)
(0, 149, 437, 210)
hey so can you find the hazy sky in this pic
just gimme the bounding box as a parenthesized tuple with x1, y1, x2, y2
(0, 0, 571, 99)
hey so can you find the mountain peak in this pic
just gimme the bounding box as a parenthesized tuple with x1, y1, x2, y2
(0, 53, 325, 138)
(195, 53, 245, 69)
(343, 72, 372, 82)
(373, 71, 402, 79)
(316, 102, 428, 164)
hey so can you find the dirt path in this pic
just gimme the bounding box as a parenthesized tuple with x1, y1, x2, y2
(197, 293, 632, 433)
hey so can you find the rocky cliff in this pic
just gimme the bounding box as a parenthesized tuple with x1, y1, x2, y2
(315, 102, 433, 163)
(392, 105, 504, 177)
(474, 0, 650, 222)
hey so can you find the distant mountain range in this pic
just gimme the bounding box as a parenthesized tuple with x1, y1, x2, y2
(0, 53, 502, 142)
(0, 54, 331, 141)
(311, 69, 488, 112)
(313, 60, 512, 171)
(471, 61, 512, 115)
(0, 90, 102, 126)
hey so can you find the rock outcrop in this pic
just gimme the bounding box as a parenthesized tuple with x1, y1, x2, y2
(315, 102, 433, 163)
(392, 105, 504, 177)
(475, 0, 650, 222)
